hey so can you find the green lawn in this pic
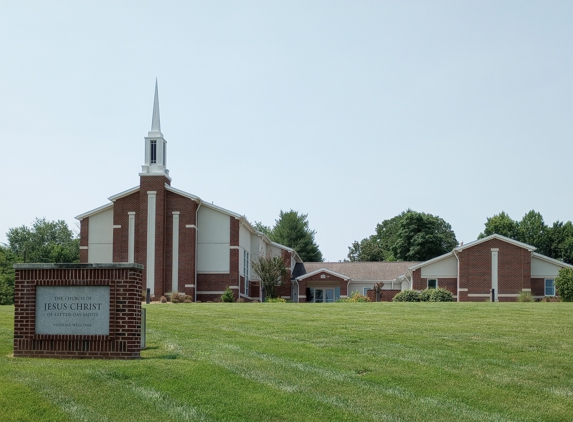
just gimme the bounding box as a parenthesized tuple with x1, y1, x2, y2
(1, 302, 573, 421)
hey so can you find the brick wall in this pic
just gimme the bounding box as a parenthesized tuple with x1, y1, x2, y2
(459, 238, 531, 299)
(13, 263, 143, 359)
(165, 191, 198, 297)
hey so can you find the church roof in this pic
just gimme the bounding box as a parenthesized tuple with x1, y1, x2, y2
(302, 261, 419, 281)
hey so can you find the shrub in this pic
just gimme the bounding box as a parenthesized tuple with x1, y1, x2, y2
(419, 289, 433, 302)
(221, 287, 235, 303)
(160, 296, 168, 303)
(171, 292, 191, 303)
(517, 291, 533, 302)
(392, 290, 421, 302)
(339, 291, 371, 303)
(555, 268, 573, 302)
(267, 297, 287, 303)
(429, 287, 454, 302)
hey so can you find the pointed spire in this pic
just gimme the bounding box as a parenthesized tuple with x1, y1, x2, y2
(150, 78, 161, 133)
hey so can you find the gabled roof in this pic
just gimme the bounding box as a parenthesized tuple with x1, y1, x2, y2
(532, 253, 573, 269)
(455, 234, 536, 252)
(75, 203, 114, 220)
(409, 251, 454, 271)
(302, 261, 418, 281)
(108, 186, 140, 202)
(296, 267, 351, 281)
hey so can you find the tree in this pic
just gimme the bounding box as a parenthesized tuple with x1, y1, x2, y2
(479, 211, 519, 239)
(251, 253, 289, 300)
(260, 210, 323, 262)
(555, 268, 573, 302)
(479, 210, 573, 264)
(0, 218, 79, 305)
(0, 246, 16, 305)
(6, 218, 79, 263)
(548, 221, 573, 265)
(347, 211, 412, 262)
(390, 211, 457, 261)
(518, 210, 549, 255)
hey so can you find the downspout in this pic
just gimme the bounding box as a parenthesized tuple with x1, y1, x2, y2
(238, 220, 243, 301)
(453, 249, 460, 302)
(194, 200, 202, 303)
(295, 278, 300, 302)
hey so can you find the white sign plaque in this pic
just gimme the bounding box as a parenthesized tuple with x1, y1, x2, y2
(35, 286, 110, 335)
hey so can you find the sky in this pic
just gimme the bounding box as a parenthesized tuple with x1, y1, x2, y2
(1, 1, 572, 261)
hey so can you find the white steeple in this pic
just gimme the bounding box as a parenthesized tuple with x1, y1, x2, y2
(140, 80, 170, 180)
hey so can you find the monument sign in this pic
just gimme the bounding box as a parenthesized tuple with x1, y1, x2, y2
(13, 263, 144, 359)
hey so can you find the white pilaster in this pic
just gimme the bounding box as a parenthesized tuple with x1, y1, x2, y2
(147, 191, 157, 295)
(128, 212, 136, 263)
(491, 248, 499, 301)
(172, 211, 180, 293)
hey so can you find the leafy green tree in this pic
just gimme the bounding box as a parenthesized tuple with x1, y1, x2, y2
(0, 246, 16, 305)
(479, 211, 519, 239)
(390, 211, 457, 261)
(548, 221, 573, 264)
(347, 211, 413, 262)
(251, 253, 289, 299)
(252, 221, 272, 237)
(7, 218, 79, 263)
(555, 268, 573, 302)
(518, 210, 549, 255)
(260, 210, 323, 262)
(0, 218, 79, 305)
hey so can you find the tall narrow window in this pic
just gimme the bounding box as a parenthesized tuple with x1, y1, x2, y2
(545, 279, 555, 296)
(244, 250, 250, 296)
(163, 142, 166, 166)
(150, 140, 157, 164)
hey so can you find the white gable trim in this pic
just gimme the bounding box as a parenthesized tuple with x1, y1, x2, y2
(75, 203, 114, 221)
(456, 234, 536, 252)
(108, 186, 140, 202)
(531, 253, 573, 269)
(296, 268, 350, 281)
(409, 251, 454, 271)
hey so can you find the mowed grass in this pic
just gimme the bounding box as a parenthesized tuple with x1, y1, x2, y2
(1, 303, 573, 421)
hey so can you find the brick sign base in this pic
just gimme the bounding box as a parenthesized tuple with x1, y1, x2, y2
(14, 263, 144, 359)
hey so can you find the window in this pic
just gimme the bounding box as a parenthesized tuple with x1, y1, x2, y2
(244, 250, 250, 296)
(163, 142, 166, 166)
(545, 279, 555, 296)
(363, 287, 370, 296)
(427, 279, 438, 289)
(150, 140, 157, 164)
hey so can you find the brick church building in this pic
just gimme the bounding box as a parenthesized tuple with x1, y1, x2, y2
(77, 84, 572, 303)
(76, 83, 302, 302)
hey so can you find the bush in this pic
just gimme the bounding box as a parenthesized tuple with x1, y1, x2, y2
(160, 296, 168, 303)
(517, 291, 533, 302)
(266, 297, 287, 303)
(419, 289, 433, 302)
(221, 286, 235, 303)
(429, 288, 454, 302)
(392, 290, 420, 302)
(555, 268, 573, 302)
(418, 288, 454, 302)
(338, 291, 371, 303)
(172, 292, 192, 303)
